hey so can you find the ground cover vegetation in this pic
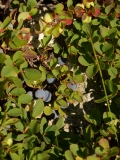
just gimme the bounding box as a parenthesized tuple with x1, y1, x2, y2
(0, 0, 120, 159)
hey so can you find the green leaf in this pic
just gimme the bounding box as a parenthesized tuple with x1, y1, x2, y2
(99, 13, 107, 19)
(83, 125, 94, 141)
(100, 26, 108, 38)
(108, 28, 117, 38)
(29, 120, 40, 134)
(108, 66, 117, 78)
(52, 24, 61, 37)
(103, 111, 116, 123)
(58, 108, 66, 116)
(33, 153, 50, 160)
(27, 0, 37, 8)
(108, 147, 119, 157)
(95, 147, 108, 156)
(0, 53, 5, 66)
(54, 3, 64, 11)
(67, 0, 73, 7)
(58, 84, 67, 93)
(52, 68, 59, 77)
(100, 129, 109, 137)
(16, 19, 23, 30)
(1, 66, 18, 78)
(11, 88, 26, 96)
(10, 152, 21, 160)
(98, 59, 105, 70)
(94, 41, 103, 55)
(82, 23, 91, 36)
(56, 116, 64, 130)
(84, 113, 97, 125)
(71, 34, 79, 43)
(13, 51, 23, 63)
(94, 80, 118, 103)
(15, 121, 24, 132)
(57, 99, 68, 107)
(42, 35, 52, 47)
(65, 150, 74, 160)
(105, 5, 113, 14)
(92, 19, 100, 26)
(86, 64, 98, 77)
(18, 94, 33, 104)
(3, 118, 19, 126)
(23, 136, 36, 150)
(40, 117, 47, 134)
(24, 68, 41, 80)
(1, 16, 12, 29)
(86, 156, 99, 160)
(18, 12, 29, 22)
(20, 61, 28, 70)
(72, 91, 83, 102)
(54, 43, 62, 54)
(43, 136, 50, 144)
(9, 41, 20, 49)
(9, 77, 22, 88)
(68, 46, 79, 54)
(29, 8, 38, 16)
(107, 126, 117, 134)
(45, 125, 57, 133)
(105, 79, 117, 93)
(99, 138, 110, 149)
(4, 58, 13, 65)
(15, 134, 26, 142)
(73, 21, 82, 31)
(102, 42, 114, 59)
(50, 57, 57, 68)
(44, 106, 52, 116)
(70, 144, 79, 156)
(73, 69, 85, 83)
(13, 35, 28, 47)
(32, 99, 44, 117)
(8, 108, 22, 117)
(10, 143, 23, 152)
(19, 4, 27, 12)
(78, 54, 95, 66)
(110, 18, 118, 28)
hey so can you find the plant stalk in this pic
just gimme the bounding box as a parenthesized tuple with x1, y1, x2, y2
(89, 37, 119, 145)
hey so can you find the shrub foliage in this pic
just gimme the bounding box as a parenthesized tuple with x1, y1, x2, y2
(0, 0, 120, 159)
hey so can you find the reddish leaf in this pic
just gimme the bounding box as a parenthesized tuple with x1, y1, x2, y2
(27, 15, 32, 20)
(87, 11, 92, 16)
(54, 14, 59, 20)
(61, 19, 72, 25)
(104, 0, 113, 6)
(75, 6, 85, 18)
(82, 13, 87, 20)
(116, 12, 120, 18)
(92, 8, 100, 17)
(23, 50, 37, 60)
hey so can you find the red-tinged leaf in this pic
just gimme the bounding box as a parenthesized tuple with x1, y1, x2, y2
(87, 11, 92, 16)
(61, 19, 72, 25)
(92, 8, 100, 17)
(54, 14, 60, 20)
(88, 0, 94, 2)
(116, 12, 120, 18)
(104, 0, 113, 6)
(75, 6, 85, 17)
(27, 15, 32, 20)
(23, 49, 37, 60)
